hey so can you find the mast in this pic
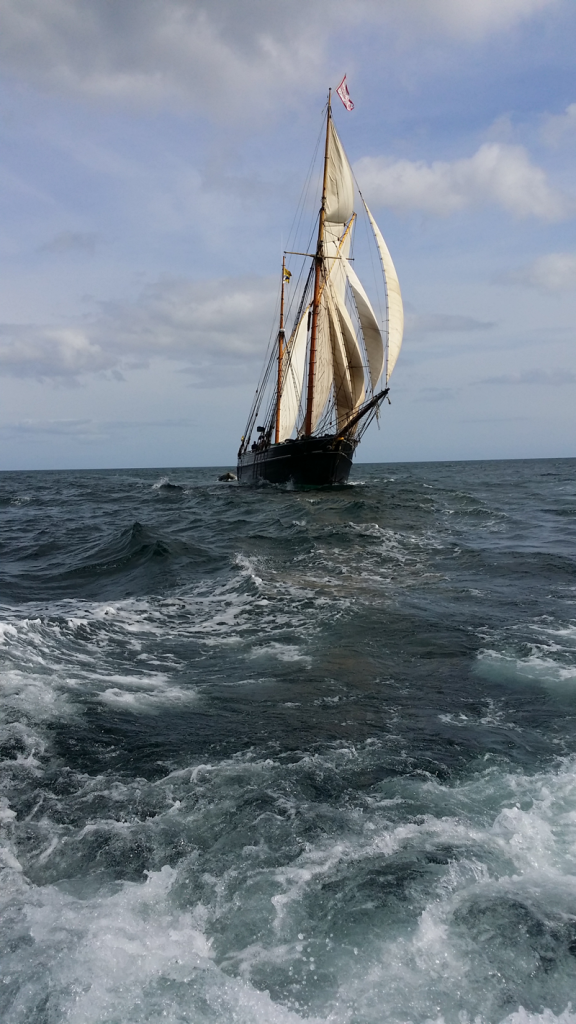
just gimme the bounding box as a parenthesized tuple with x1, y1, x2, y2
(304, 89, 332, 436)
(274, 257, 286, 444)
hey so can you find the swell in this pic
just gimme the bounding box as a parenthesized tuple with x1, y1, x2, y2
(0, 519, 227, 601)
(2, 460, 576, 1024)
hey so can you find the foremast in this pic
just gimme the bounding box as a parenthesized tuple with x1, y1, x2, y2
(304, 90, 332, 437)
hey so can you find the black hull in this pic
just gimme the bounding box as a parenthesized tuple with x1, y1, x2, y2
(237, 435, 357, 487)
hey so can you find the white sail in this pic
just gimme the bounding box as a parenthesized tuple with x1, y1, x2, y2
(240, 97, 404, 479)
(325, 287, 353, 429)
(278, 307, 308, 442)
(279, 116, 402, 440)
(324, 219, 351, 306)
(363, 200, 404, 382)
(324, 223, 348, 285)
(309, 299, 334, 432)
(325, 122, 355, 226)
(332, 285, 365, 414)
(296, 122, 355, 435)
(343, 258, 385, 389)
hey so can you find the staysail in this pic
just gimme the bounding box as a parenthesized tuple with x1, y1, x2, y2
(277, 307, 309, 442)
(363, 200, 404, 382)
(309, 302, 334, 432)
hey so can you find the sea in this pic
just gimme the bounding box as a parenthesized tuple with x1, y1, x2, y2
(1, 458, 576, 1024)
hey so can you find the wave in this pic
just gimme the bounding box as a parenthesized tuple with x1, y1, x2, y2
(152, 476, 185, 492)
(2, 733, 576, 1023)
(0, 521, 225, 602)
(2, 460, 576, 1022)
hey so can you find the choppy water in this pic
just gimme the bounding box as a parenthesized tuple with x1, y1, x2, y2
(1, 459, 576, 1024)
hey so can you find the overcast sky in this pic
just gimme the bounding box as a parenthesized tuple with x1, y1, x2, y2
(1, 0, 575, 470)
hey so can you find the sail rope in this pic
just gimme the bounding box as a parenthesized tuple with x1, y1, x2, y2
(240, 106, 395, 454)
(240, 113, 326, 452)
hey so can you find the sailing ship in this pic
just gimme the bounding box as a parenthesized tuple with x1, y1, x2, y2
(237, 88, 404, 486)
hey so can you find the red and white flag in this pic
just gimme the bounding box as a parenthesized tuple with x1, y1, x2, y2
(336, 75, 354, 111)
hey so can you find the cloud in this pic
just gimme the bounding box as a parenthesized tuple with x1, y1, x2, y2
(354, 143, 572, 220)
(0, 0, 335, 116)
(97, 275, 278, 379)
(406, 313, 495, 334)
(504, 252, 576, 291)
(416, 0, 558, 38)
(0, 281, 500, 384)
(0, 417, 196, 442)
(0, 325, 114, 381)
(0, 0, 561, 116)
(541, 103, 576, 145)
(480, 369, 576, 385)
(38, 231, 97, 254)
(0, 275, 278, 383)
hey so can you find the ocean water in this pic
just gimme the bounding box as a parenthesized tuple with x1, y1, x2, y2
(1, 458, 576, 1024)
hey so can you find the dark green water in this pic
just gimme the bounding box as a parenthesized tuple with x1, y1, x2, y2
(1, 459, 576, 1024)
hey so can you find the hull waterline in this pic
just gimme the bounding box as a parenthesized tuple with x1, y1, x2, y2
(237, 435, 357, 486)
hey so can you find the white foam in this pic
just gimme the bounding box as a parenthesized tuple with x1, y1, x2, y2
(100, 682, 196, 709)
(500, 1009, 576, 1024)
(475, 615, 576, 691)
(249, 643, 311, 665)
(3, 738, 576, 1022)
(2, 863, 327, 1024)
(477, 649, 576, 687)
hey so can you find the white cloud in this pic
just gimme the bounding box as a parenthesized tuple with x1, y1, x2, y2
(541, 103, 576, 145)
(355, 143, 572, 220)
(505, 252, 576, 290)
(0, 325, 113, 380)
(0, 275, 277, 383)
(0, 0, 561, 116)
(98, 275, 277, 367)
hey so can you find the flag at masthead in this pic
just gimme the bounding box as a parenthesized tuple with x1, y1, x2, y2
(336, 75, 354, 111)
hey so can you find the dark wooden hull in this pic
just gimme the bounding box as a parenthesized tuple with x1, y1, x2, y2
(237, 435, 357, 487)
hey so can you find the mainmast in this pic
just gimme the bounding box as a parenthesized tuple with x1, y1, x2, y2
(304, 90, 332, 437)
(274, 257, 286, 444)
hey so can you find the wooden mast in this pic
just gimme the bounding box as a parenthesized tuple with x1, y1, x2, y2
(274, 257, 286, 444)
(304, 90, 332, 437)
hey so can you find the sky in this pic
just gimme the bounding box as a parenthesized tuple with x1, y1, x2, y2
(1, 0, 575, 470)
